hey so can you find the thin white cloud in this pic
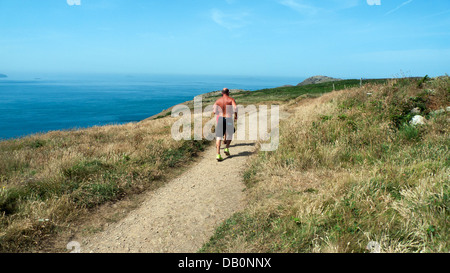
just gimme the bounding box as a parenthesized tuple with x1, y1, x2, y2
(385, 0, 414, 15)
(211, 9, 249, 30)
(279, 0, 359, 16)
(279, 0, 319, 16)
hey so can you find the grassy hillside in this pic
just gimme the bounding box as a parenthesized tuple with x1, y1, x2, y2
(1, 77, 361, 252)
(200, 76, 449, 253)
(0, 117, 208, 252)
(201, 79, 388, 106)
(1, 75, 447, 253)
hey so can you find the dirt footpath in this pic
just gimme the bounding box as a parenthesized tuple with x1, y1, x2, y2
(80, 139, 255, 253)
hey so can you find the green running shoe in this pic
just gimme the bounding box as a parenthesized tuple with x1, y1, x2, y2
(216, 154, 223, 161)
(224, 148, 230, 156)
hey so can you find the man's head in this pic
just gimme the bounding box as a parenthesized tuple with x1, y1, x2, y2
(222, 88, 229, 96)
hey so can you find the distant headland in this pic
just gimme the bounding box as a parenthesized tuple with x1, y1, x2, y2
(0, 73, 7, 78)
(296, 75, 342, 86)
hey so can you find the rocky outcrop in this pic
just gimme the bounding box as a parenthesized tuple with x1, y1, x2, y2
(430, 106, 450, 116)
(297, 75, 342, 86)
(409, 105, 449, 126)
(410, 115, 426, 126)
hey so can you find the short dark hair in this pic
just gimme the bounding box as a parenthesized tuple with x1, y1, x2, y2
(222, 88, 229, 95)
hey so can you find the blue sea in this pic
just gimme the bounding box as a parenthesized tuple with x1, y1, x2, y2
(0, 73, 302, 140)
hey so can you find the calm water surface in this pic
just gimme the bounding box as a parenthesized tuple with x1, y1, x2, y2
(0, 73, 302, 140)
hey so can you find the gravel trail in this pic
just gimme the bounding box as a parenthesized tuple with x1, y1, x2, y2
(80, 138, 255, 253)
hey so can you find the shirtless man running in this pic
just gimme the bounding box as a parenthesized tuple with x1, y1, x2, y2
(213, 88, 237, 161)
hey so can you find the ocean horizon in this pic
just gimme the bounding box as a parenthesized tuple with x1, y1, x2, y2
(0, 73, 303, 140)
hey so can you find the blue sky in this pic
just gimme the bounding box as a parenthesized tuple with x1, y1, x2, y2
(0, 0, 449, 78)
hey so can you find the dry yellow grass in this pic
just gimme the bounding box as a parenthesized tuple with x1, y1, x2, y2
(201, 77, 449, 253)
(0, 113, 210, 252)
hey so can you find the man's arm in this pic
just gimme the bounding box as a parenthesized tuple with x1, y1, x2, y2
(232, 99, 237, 120)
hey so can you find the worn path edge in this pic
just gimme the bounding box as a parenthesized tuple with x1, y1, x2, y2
(80, 118, 258, 253)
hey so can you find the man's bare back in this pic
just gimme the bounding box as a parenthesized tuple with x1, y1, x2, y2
(213, 89, 237, 119)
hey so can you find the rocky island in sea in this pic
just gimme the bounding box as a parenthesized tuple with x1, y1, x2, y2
(0, 73, 8, 78)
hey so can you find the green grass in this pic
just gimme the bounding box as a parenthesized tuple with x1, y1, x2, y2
(154, 111, 172, 120)
(205, 79, 388, 105)
(0, 119, 209, 252)
(200, 76, 449, 253)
